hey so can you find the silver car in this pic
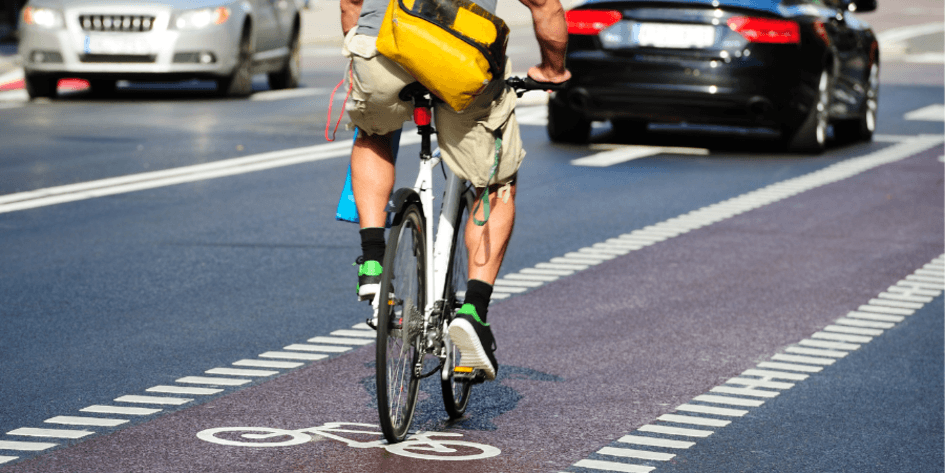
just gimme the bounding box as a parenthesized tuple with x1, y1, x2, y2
(18, 0, 305, 98)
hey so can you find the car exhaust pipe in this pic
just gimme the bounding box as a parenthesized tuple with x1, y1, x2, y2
(747, 96, 774, 116)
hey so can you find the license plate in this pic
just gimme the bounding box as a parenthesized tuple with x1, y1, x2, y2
(84, 35, 155, 55)
(635, 23, 716, 49)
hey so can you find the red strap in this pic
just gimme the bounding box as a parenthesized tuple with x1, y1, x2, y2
(325, 67, 354, 142)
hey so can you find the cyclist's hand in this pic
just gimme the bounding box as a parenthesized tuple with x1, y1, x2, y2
(527, 65, 571, 85)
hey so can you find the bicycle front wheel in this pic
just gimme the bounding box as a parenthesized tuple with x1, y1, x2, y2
(441, 188, 474, 418)
(376, 204, 426, 443)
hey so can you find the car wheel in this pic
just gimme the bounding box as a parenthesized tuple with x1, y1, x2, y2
(547, 98, 591, 144)
(89, 79, 117, 97)
(611, 118, 648, 143)
(834, 61, 878, 143)
(219, 27, 254, 97)
(268, 28, 301, 90)
(785, 69, 830, 154)
(24, 73, 58, 99)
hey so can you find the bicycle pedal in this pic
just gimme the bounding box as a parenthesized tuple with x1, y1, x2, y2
(453, 366, 487, 384)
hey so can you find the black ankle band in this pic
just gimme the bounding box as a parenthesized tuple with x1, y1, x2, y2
(464, 279, 493, 323)
(360, 227, 386, 263)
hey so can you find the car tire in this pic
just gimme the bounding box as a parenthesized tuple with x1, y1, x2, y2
(219, 27, 254, 97)
(89, 79, 117, 97)
(24, 73, 58, 99)
(547, 99, 591, 144)
(785, 69, 831, 154)
(834, 61, 878, 144)
(611, 118, 648, 143)
(268, 28, 301, 90)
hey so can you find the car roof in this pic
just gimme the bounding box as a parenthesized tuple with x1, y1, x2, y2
(576, 0, 786, 16)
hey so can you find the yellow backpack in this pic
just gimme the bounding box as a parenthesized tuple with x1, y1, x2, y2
(376, 0, 509, 111)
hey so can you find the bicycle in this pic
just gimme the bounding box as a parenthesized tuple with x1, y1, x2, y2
(370, 76, 565, 443)
(197, 422, 501, 460)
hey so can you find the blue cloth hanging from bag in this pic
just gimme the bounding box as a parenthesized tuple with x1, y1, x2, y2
(335, 128, 402, 223)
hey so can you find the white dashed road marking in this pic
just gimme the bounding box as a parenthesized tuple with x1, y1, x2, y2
(564, 254, 943, 472)
(905, 104, 945, 121)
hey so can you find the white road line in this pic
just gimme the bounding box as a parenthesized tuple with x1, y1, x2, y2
(741, 369, 809, 381)
(756, 362, 823, 373)
(573, 459, 654, 473)
(7, 428, 93, 439)
(503, 273, 560, 282)
(80, 405, 161, 415)
(536, 262, 589, 271)
(283, 344, 352, 353)
(834, 318, 896, 329)
(495, 277, 545, 287)
(491, 293, 511, 300)
(307, 336, 374, 345)
(811, 331, 873, 344)
(845, 311, 904, 323)
(799, 339, 860, 351)
(675, 404, 748, 417)
(491, 285, 529, 294)
(571, 145, 708, 167)
(823, 325, 884, 336)
(771, 354, 836, 366)
(904, 104, 944, 121)
(520, 268, 574, 276)
(176, 376, 252, 386)
(656, 414, 731, 427)
(205, 367, 279, 377)
(724, 378, 794, 390)
(146, 385, 223, 395)
(44, 416, 128, 427)
(867, 298, 923, 309)
(232, 359, 304, 368)
(915, 268, 944, 278)
(710, 385, 781, 398)
(114, 395, 192, 405)
(857, 304, 914, 316)
(904, 275, 945, 286)
(638, 424, 714, 437)
(888, 284, 941, 296)
(564, 251, 614, 261)
(259, 351, 328, 361)
(617, 435, 696, 449)
(0, 456, 18, 465)
(550, 256, 603, 266)
(0, 440, 57, 451)
(329, 329, 375, 338)
(599, 446, 676, 461)
(248, 87, 327, 101)
(693, 395, 765, 407)
(785, 346, 848, 358)
(0, 132, 421, 214)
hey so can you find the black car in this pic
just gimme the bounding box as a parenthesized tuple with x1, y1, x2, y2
(550, 0, 879, 152)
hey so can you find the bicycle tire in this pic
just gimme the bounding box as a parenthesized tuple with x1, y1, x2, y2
(376, 204, 426, 443)
(441, 188, 475, 418)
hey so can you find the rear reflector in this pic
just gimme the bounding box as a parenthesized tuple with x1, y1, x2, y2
(727, 16, 800, 44)
(566, 10, 622, 35)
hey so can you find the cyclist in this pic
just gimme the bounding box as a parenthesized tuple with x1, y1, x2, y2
(341, 0, 570, 380)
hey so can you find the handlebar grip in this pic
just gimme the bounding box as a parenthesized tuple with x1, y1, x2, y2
(507, 76, 569, 92)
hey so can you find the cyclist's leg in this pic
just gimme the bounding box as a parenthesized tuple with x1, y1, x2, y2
(351, 132, 395, 229)
(344, 32, 414, 298)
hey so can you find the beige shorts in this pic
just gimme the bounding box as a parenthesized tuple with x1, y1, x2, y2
(343, 30, 525, 188)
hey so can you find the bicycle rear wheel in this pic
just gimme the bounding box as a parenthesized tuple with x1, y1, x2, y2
(376, 204, 426, 443)
(441, 188, 474, 418)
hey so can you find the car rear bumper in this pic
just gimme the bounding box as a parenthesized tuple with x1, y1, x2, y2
(561, 47, 815, 130)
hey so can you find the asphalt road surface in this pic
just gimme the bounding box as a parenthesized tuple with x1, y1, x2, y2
(0, 2, 942, 472)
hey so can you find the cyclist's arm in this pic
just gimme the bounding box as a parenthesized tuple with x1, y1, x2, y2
(341, 0, 363, 37)
(518, 0, 571, 84)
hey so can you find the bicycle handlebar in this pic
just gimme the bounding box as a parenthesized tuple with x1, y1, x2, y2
(505, 76, 569, 94)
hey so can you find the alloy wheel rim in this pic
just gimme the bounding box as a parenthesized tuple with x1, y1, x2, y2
(815, 70, 829, 146)
(866, 63, 879, 132)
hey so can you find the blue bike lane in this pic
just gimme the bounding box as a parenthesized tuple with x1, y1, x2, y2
(2, 141, 942, 473)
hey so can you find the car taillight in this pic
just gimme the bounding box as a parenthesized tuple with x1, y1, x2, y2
(566, 10, 622, 35)
(727, 16, 800, 44)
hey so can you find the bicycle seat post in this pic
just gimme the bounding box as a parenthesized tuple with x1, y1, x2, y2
(412, 94, 434, 160)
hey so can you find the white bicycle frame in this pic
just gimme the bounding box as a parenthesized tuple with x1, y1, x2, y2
(373, 147, 467, 380)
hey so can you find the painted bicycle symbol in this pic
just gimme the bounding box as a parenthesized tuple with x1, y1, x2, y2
(197, 422, 500, 461)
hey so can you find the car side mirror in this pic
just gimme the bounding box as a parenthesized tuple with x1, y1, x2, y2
(849, 0, 877, 13)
